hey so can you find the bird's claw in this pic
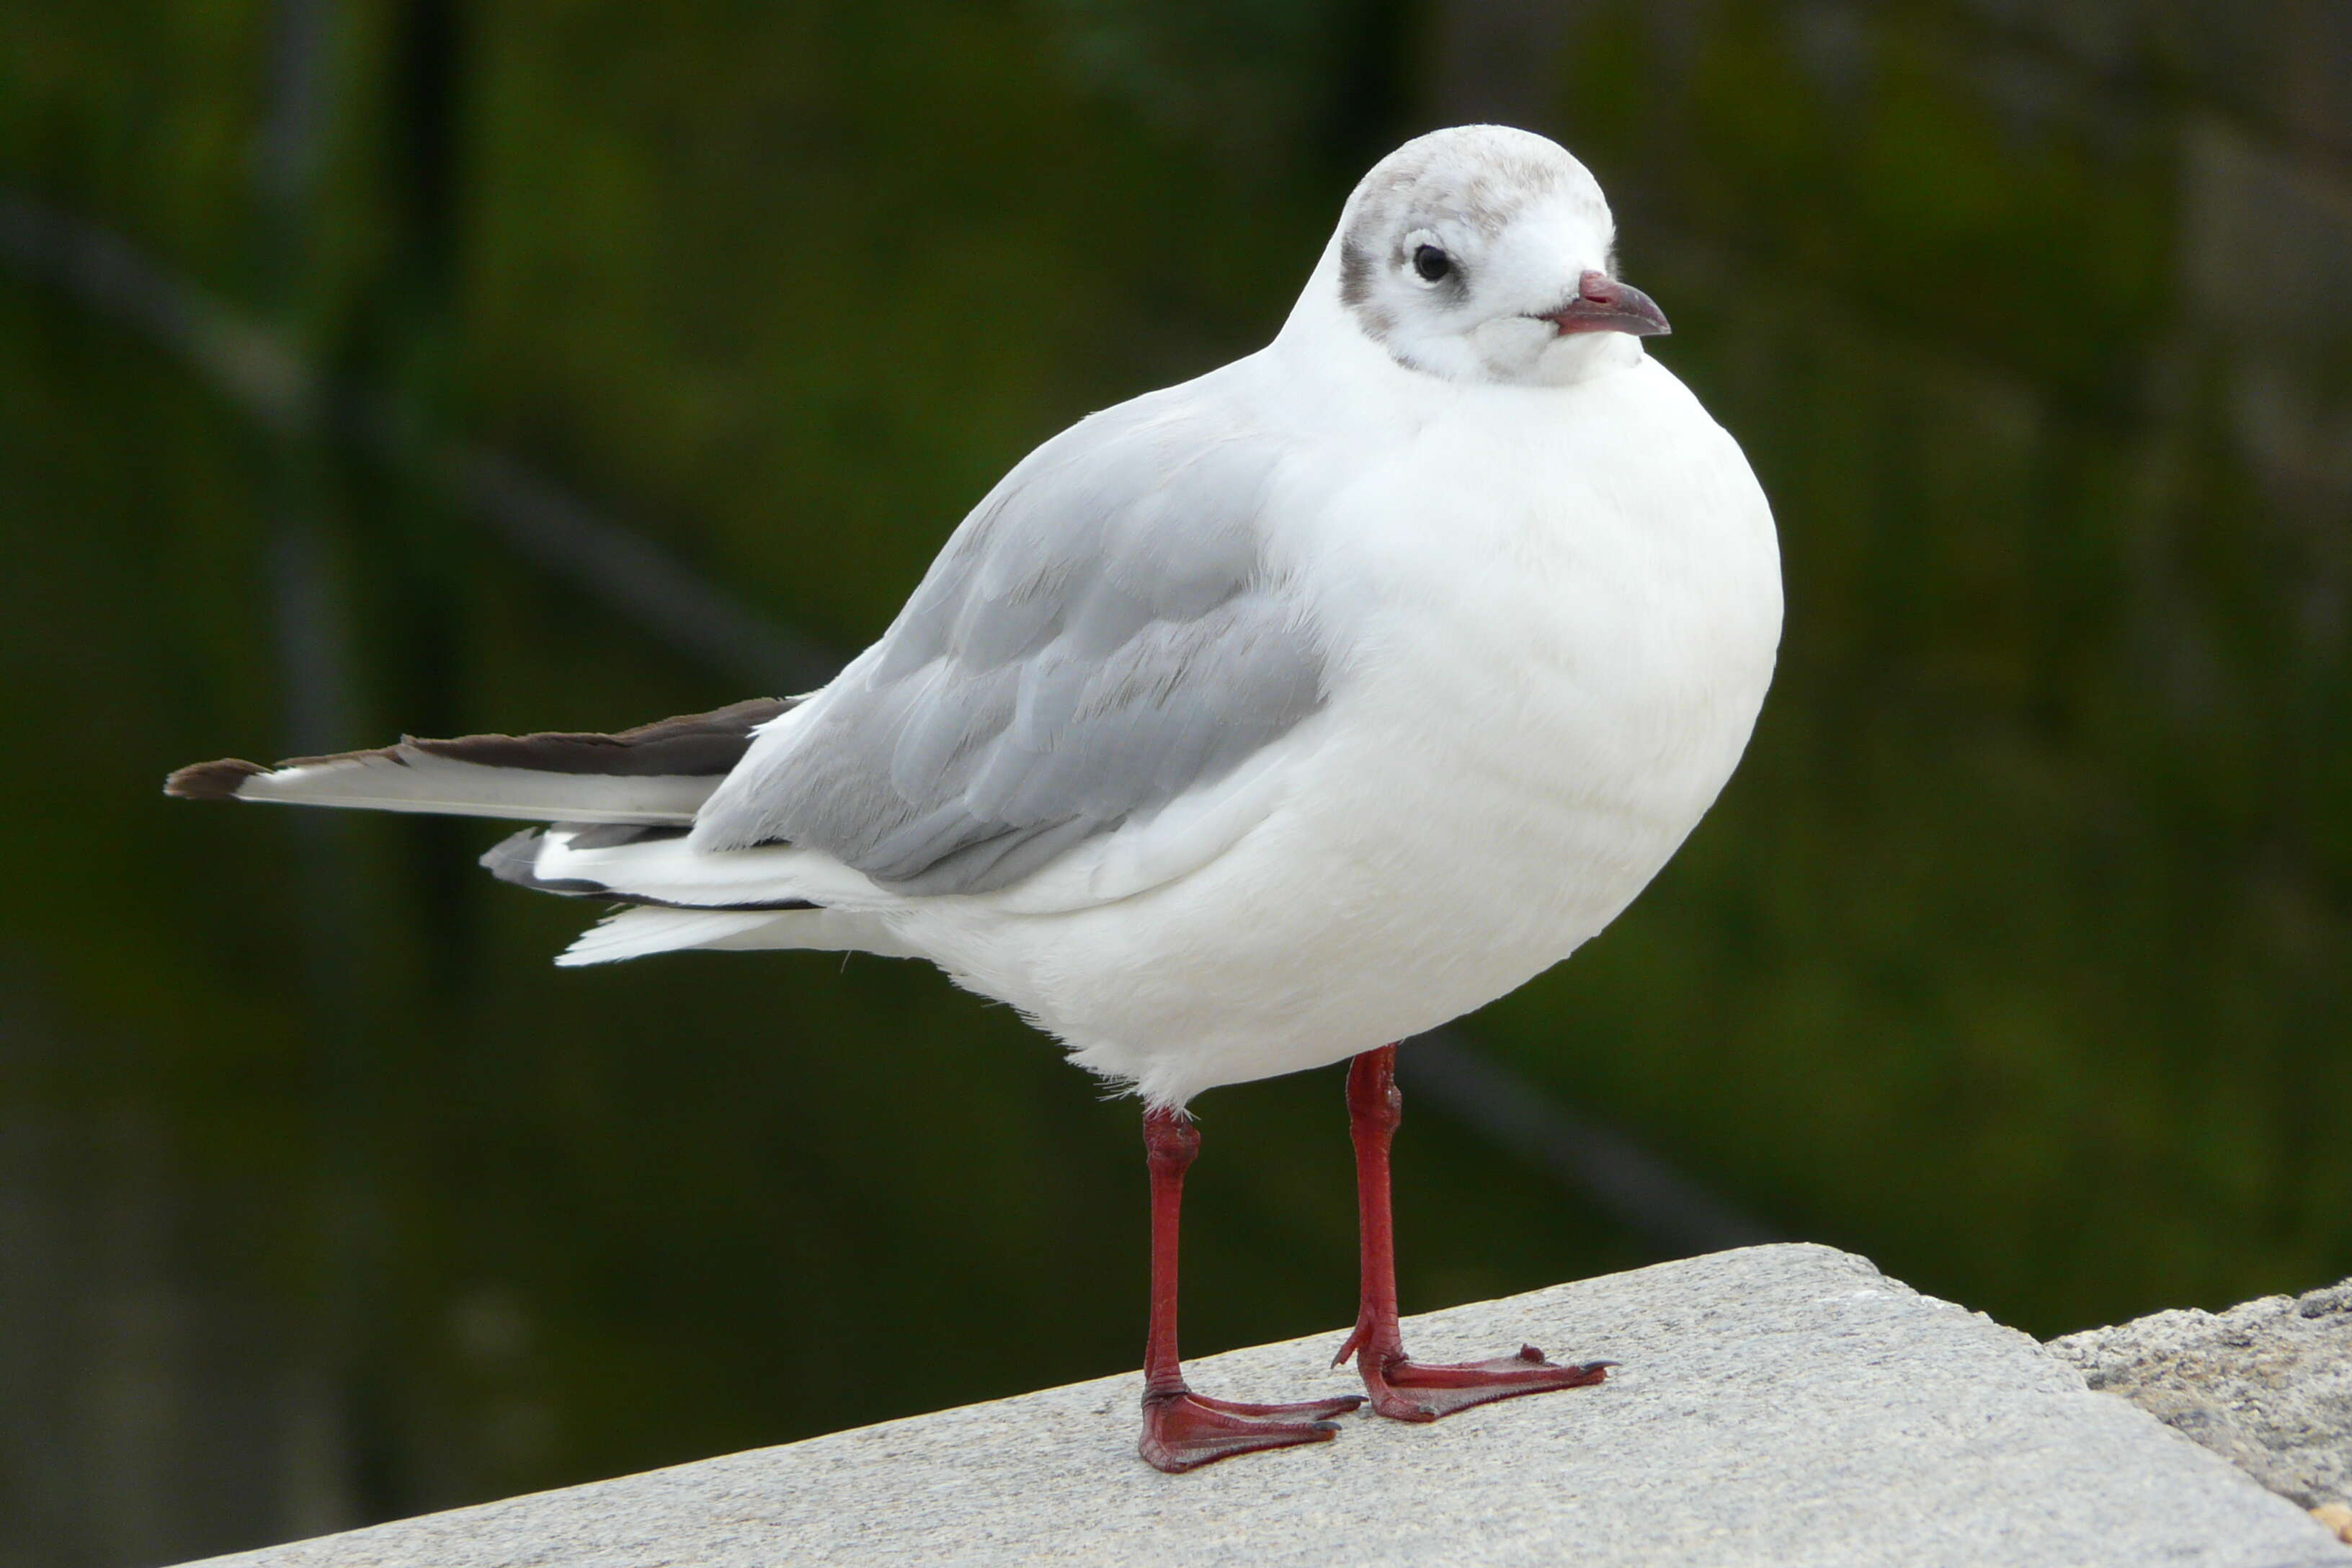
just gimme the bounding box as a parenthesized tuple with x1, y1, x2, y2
(1139, 1386, 1363, 1473)
(1352, 1340, 1611, 1422)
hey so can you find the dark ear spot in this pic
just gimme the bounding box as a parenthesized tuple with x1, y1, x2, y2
(1339, 239, 1376, 309)
(1338, 236, 1397, 343)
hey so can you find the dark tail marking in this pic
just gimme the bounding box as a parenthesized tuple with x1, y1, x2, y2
(408, 697, 796, 776)
(166, 696, 797, 801)
(164, 758, 270, 801)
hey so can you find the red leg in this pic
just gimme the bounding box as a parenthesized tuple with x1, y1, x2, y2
(1137, 1108, 1362, 1472)
(1333, 1046, 1611, 1421)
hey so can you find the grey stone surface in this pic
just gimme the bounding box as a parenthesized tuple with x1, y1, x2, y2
(182, 1245, 2352, 1568)
(2047, 1275, 2352, 1514)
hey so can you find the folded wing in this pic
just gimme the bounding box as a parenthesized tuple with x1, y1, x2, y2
(167, 383, 1329, 937)
(692, 388, 1327, 897)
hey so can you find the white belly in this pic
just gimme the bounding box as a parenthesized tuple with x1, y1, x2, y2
(901, 360, 1783, 1106)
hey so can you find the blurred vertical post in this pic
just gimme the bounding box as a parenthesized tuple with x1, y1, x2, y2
(253, 0, 374, 1537)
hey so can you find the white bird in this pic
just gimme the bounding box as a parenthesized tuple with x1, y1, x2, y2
(169, 125, 1782, 1472)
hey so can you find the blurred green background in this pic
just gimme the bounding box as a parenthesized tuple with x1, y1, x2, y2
(4, 3, 2350, 1564)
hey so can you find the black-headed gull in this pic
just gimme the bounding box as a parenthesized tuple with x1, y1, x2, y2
(169, 125, 1781, 1472)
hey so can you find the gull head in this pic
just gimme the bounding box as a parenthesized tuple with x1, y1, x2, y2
(1329, 125, 1664, 388)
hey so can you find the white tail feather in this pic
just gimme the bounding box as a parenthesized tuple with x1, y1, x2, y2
(526, 828, 887, 906)
(555, 905, 920, 966)
(556, 907, 783, 966)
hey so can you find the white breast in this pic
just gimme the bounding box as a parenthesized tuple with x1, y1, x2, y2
(901, 355, 1781, 1106)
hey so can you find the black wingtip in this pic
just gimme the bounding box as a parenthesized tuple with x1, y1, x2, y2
(164, 758, 268, 801)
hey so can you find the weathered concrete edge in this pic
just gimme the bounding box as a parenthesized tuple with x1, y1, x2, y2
(173, 1244, 2352, 1566)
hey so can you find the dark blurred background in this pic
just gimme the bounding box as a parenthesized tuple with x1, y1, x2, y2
(4, 3, 2349, 1564)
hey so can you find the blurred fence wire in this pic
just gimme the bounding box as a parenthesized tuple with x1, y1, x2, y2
(0, 188, 1776, 1260)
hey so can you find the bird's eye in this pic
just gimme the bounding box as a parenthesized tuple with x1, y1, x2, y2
(1411, 244, 1452, 283)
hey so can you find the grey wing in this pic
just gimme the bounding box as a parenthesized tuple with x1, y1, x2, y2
(693, 392, 1325, 896)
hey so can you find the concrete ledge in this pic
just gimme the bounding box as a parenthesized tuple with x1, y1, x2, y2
(184, 1244, 2352, 1567)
